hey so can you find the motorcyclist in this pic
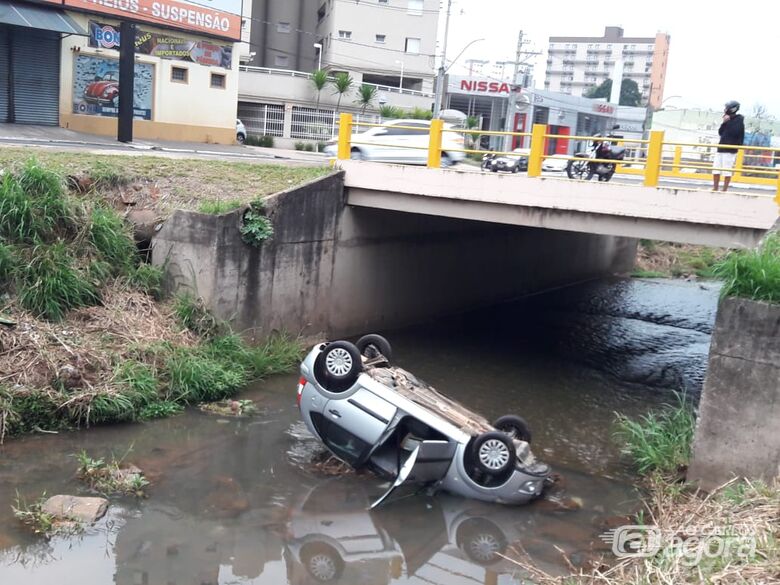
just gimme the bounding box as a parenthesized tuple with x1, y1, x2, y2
(713, 100, 745, 192)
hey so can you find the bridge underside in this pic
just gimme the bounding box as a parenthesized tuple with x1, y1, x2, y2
(340, 162, 777, 249)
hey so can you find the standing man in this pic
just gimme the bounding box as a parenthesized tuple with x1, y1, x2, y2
(713, 100, 745, 192)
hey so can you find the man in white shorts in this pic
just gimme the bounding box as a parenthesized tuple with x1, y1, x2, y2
(713, 100, 745, 192)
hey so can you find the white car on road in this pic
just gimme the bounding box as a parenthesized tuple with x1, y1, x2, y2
(325, 119, 466, 166)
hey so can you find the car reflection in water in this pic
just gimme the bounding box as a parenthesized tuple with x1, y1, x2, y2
(284, 475, 629, 585)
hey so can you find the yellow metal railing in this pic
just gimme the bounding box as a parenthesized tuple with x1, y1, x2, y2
(334, 114, 780, 204)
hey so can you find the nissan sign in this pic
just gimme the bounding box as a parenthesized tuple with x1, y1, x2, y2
(449, 75, 513, 97)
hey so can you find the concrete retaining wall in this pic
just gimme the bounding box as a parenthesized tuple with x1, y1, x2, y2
(152, 173, 637, 340)
(689, 297, 780, 489)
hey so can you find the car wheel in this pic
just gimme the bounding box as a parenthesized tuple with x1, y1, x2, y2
(300, 543, 344, 582)
(456, 518, 507, 566)
(350, 148, 365, 160)
(356, 334, 392, 361)
(441, 153, 454, 168)
(493, 415, 532, 443)
(111, 95, 119, 108)
(314, 341, 363, 392)
(236, 133, 245, 144)
(490, 167, 498, 172)
(472, 432, 515, 476)
(511, 165, 519, 173)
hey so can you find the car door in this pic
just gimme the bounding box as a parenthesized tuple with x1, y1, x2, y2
(396, 122, 431, 164)
(319, 389, 397, 465)
(371, 441, 457, 508)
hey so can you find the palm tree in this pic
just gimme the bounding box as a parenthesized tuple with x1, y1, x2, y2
(311, 69, 328, 111)
(355, 84, 378, 114)
(331, 72, 354, 112)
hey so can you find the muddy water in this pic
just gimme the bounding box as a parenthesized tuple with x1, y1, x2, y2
(0, 277, 719, 584)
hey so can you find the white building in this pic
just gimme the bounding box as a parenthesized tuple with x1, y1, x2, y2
(545, 26, 670, 109)
(238, 0, 439, 146)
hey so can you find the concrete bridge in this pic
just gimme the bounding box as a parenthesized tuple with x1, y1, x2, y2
(340, 161, 778, 249)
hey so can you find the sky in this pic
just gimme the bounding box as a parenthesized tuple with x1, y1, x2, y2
(442, 0, 778, 116)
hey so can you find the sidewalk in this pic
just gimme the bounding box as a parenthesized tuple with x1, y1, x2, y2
(0, 123, 327, 164)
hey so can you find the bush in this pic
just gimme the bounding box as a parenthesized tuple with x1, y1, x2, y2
(317, 141, 327, 153)
(164, 346, 246, 403)
(244, 134, 275, 148)
(174, 293, 224, 337)
(615, 395, 696, 476)
(294, 141, 306, 151)
(240, 199, 273, 247)
(89, 206, 137, 275)
(379, 105, 404, 119)
(409, 107, 433, 120)
(304, 143, 315, 152)
(18, 243, 100, 321)
(713, 232, 780, 303)
(0, 242, 16, 287)
(128, 263, 164, 299)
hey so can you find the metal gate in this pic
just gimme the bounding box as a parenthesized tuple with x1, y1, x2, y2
(0, 25, 60, 125)
(0, 26, 9, 122)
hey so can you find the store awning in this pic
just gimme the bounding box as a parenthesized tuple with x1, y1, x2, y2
(0, 0, 86, 35)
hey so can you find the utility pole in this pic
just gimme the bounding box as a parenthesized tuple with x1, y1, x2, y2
(433, 0, 452, 119)
(503, 30, 540, 151)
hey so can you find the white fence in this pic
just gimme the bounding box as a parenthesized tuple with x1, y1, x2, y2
(237, 103, 285, 137)
(289, 106, 380, 140)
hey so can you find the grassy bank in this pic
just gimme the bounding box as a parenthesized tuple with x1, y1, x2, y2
(0, 159, 302, 442)
(713, 232, 780, 303)
(0, 148, 331, 216)
(512, 399, 780, 583)
(633, 240, 727, 279)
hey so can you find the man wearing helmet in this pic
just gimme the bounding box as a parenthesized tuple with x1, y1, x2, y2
(713, 100, 745, 192)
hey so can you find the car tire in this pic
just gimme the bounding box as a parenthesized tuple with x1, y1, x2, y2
(300, 543, 344, 582)
(471, 432, 515, 476)
(493, 415, 532, 443)
(511, 165, 519, 173)
(350, 148, 365, 160)
(441, 153, 454, 167)
(236, 133, 245, 144)
(356, 334, 392, 361)
(456, 518, 507, 566)
(314, 341, 363, 393)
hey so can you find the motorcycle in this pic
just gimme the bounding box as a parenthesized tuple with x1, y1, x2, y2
(566, 125, 625, 182)
(481, 152, 497, 171)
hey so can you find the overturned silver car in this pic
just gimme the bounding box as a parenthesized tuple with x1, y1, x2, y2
(296, 335, 550, 507)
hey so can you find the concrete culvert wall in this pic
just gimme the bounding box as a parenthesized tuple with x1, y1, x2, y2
(152, 171, 637, 340)
(689, 297, 780, 490)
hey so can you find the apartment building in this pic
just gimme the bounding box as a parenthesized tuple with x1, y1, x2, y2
(544, 26, 670, 109)
(245, 0, 318, 71)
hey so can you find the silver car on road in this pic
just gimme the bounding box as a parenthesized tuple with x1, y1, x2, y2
(296, 335, 550, 507)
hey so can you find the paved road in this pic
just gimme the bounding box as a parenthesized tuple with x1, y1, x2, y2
(0, 124, 774, 197)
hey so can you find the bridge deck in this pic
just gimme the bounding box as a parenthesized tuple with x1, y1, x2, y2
(339, 161, 778, 248)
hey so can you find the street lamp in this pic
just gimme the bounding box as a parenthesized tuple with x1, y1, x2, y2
(313, 43, 323, 71)
(433, 37, 485, 118)
(395, 60, 404, 91)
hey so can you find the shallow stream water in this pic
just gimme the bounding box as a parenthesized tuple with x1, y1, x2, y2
(0, 277, 720, 584)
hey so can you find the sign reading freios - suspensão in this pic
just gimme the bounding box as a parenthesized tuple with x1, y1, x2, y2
(60, 0, 243, 41)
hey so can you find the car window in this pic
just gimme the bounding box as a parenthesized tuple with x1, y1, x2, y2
(319, 419, 371, 465)
(384, 122, 429, 136)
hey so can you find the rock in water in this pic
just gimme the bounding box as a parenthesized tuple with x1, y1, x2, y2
(41, 495, 109, 523)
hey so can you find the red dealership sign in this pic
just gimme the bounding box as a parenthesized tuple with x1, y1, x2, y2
(459, 80, 511, 94)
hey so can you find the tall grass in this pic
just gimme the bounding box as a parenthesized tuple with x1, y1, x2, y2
(713, 232, 780, 303)
(18, 243, 100, 321)
(615, 395, 696, 476)
(89, 206, 137, 274)
(198, 199, 243, 214)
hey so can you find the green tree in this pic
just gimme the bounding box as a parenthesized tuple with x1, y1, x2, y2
(585, 78, 643, 107)
(311, 69, 328, 111)
(331, 72, 354, 112)
(355, 84, 378, 114)
(465, 115, 481, 149)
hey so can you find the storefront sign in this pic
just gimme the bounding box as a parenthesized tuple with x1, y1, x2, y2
(61, 0, 242, 41)
(72, 54, 153, 120)
(593, 102, 616, 114)
(89, 21, 232, 68)
(448, 75, 512, 97)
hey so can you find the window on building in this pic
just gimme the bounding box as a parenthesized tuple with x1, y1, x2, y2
(241, 19, 247, 31)
(375, 34, 386, 43)
(338, 30, 352, 40)
(274, 55, 289, 67)
(210, 73, 226, 89)
(277, 21, 291, 33)
(407, 0, 423, 14)
(171, 66, 188, 83)
(405, 37, 421, 54)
